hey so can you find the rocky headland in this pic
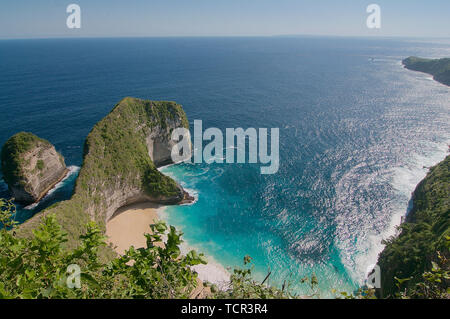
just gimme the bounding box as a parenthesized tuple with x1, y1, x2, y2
(10, 97, 193, 249)
(403, 56, 450, 86)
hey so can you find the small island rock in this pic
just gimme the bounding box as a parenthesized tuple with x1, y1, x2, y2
(1, 132, 68, 204)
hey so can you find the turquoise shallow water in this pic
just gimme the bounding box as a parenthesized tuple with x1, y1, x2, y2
(160, 163, 357, 294)
(0, 37, 449, 295)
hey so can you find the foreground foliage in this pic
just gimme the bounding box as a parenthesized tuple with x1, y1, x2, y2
(0, 201, 205, 298)
(0, 199, 294, 299)
(1, 197, 447, 299)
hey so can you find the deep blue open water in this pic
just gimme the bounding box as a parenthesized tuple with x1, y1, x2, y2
(0, 37, 449, 295)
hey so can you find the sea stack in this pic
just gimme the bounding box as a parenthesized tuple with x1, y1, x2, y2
(1, 132, 68, 204)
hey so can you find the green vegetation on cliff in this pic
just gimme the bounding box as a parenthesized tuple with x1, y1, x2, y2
(378, 155, 450, 298)
(1, 132, 51, 187)
(15, 97, 189, 251)
(403, 56, 450, 86)
(36, 160, 44, 171)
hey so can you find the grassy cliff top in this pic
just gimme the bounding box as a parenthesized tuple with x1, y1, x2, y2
(1, 132, 52, 186)
(378, 155, 449, 297)
(16, 97, 189, 251)
(403, 56, 450, 86)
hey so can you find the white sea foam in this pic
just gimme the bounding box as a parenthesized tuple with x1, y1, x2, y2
(157, 163, 177, 170)
(416, 75, 435, 82)
(181, 187, 199, 205)
(333, 136, 449, 287)
(23, 202, 39, 210)
(23, 165, 80, 210)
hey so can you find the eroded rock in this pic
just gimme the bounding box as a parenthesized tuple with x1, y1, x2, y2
(1, 132, 68, 204)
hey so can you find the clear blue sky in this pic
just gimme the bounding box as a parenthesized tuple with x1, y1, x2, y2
(0, 0, 449, 39)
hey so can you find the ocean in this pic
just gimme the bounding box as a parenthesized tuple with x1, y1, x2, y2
(0, 36, 449, 295)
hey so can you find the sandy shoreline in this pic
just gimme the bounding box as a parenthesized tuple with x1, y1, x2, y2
(106, 202, 162, 255)
(105, 201, 225, 297)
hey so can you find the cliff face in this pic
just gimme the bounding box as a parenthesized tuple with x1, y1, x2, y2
(377, 155, 449, 297)
(1, 132, 68, 204)
(16, 97, 191, 248)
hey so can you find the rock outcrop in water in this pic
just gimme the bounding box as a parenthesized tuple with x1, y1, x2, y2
(1, 132, 68, 204)
(16, 97, 192, 248)
(377, 155, 449, 297)
(403, 56, 450, 86)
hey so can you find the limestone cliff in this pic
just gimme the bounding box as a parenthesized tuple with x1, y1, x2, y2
(1, 132, 68, 204)
(16, 97, 192, 248)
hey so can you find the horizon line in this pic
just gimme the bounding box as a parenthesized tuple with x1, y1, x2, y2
(1, 33, 450, 41)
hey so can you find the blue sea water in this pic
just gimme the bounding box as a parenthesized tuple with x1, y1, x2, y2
(0, 37, 449, 295)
